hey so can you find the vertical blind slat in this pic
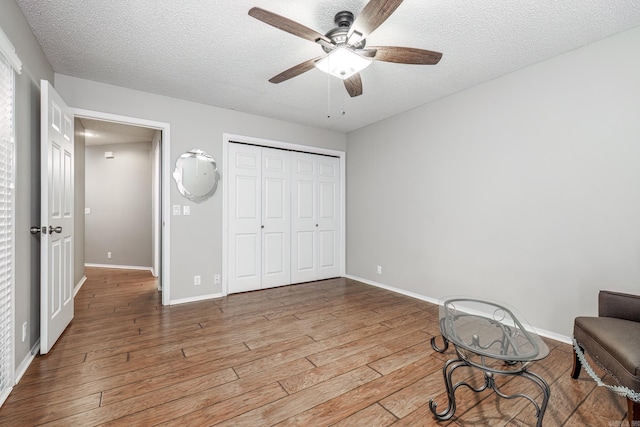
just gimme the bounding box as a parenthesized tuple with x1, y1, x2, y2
(0, 50, 15, 393)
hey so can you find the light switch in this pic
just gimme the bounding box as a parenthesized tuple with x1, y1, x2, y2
(183, 205, 190, 216)
(172, 205, 181, 216)
(85, 208, 91, 215)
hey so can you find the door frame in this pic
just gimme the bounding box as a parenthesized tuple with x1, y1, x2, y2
(222, 133, 346, 296)
(73, 108, 171, 305)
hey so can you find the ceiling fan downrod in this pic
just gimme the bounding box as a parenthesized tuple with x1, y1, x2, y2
(322, 11, 366, 52)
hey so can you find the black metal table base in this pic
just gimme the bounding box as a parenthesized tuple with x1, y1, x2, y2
(429, 336, 550, 427)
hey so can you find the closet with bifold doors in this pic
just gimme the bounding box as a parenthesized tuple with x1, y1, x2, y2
(227, 142, 341, 294)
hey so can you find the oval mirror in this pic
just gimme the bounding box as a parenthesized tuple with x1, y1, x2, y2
(172, 148, 220, 203)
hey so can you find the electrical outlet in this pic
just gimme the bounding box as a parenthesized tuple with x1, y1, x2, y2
(376, 265, 382, 275)
(22, 321, 27, 342)
(194, 275, 201, 286)
(214, 274, 221, 284)
(183, 205, 190, 216)
(107, 251, 112, 259)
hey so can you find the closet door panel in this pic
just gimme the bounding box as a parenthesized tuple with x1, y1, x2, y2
(317, 156, 341, 279)
(237, 176, 258, 218)
(228, 144, 262, 293)
(319, 230, 336, 269)
(262, 148, 290, 288)
(291, 153, 318, 284)
(263, 233, 284, 274)
(296, 231, 316, 271)
(297, 181, 315, 218)
(234, 234, 259, 279)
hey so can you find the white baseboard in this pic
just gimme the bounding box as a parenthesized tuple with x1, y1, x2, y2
(346, 274, 441, 305)
(345, 274, 572, 345)
(74, 275, 87, 297)
(170, 292, 224, 305)
(5, 340, 41, 406)
(85, 263, 153, 272)
(14, 339, 40, 385)
(0, 387, 11, 407)
(532, 328, 572, 344)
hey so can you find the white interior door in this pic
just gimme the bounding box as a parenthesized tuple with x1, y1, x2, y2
(291, 153, 341, 283)
(317, 155, 340, 280)
(40, 80, 74, 354)
(228, 143, 261, 293)
(291, 153, 318, 284)
(261, 148, 290, 288)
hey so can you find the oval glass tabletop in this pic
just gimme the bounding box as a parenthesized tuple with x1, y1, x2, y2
(438, 297, 549, 362)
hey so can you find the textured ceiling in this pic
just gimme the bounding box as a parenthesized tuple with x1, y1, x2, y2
(16, 0, 640, 133)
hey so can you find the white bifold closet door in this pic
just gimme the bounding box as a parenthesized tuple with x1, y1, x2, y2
(228, 143, 340, 294)
(290, 152, 340, 284)
(228, 143, 291, 293)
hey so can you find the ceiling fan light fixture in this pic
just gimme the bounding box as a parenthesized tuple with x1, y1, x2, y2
(315, 46, 371, 80)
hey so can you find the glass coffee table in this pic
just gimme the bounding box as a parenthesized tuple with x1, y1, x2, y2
(429, 297, 550, 427)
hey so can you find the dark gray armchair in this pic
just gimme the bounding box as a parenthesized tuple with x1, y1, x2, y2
(572, 290, 640, 425)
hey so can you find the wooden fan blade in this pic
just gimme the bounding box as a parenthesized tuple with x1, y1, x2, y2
(368, 46, 442, 64)
(343, 73, 363, 97)
(356, 49, 377, 58)
(347, 0, 403, 43)
(249, 7, 331, 44)
(269, 57, 322, 84)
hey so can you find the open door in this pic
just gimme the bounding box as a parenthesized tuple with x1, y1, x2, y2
(40, 80, 74, 354)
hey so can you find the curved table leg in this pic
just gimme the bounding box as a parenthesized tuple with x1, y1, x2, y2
(430, 357, 550, 426)
(429, 357, 489, 421)
(431, 335, 449, 353)
(482, 369, 550, 427)
(429, 357, 465, 420)
(519, 370, 551, 427)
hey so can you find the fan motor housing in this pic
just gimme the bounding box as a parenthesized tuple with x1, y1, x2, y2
(322, 11, 366, 52)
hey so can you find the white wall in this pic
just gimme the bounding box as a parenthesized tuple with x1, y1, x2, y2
(1, 0, 55, 372)
(346, 26, 640, 339)
(54, 74, 347, 301)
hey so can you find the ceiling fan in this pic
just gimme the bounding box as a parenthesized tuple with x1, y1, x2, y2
(248, 0, 442, 97)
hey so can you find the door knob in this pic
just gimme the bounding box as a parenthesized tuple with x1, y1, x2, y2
(30, 226, 43, 235)
(49, 225, 62, 234)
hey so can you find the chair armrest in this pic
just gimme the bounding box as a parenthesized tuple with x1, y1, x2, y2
(598, 290, 640, 322)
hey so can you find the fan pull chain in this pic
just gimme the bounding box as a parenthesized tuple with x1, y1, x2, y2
(327, 58, 331, 118)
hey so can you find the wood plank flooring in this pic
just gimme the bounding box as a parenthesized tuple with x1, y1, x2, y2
(0, 268, 629, 426)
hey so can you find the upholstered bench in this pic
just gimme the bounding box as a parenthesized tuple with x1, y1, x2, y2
(572, 290, 640, 425)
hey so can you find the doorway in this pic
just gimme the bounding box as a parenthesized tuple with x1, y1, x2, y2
(73, 109, 171, 304)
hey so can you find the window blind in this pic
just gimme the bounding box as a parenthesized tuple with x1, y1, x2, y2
(0, 42, 15, 403)
(0, 28, 21, 74)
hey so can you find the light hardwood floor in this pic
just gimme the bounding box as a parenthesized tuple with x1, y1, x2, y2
(0, 268, 629, 426)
